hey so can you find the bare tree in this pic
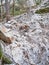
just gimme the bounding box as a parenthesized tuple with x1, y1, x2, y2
(1, 0, 3, 21)
(5, 0, 10, 21)
(17, 0, 27, 9)
(13, 0, 15, 16)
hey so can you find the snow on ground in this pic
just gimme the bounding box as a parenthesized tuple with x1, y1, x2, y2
(0, 13, 49, 65)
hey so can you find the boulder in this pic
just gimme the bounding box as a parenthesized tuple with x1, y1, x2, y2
(0, 30, 11, 44)
(0, 25, 12, 44)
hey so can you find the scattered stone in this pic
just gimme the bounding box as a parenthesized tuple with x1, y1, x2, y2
(38, 22, 45, 28)
(16, 63, 19, 65)
(32, 29, 36, 32)
(23, 51, 29, 59)
(19, 25, 29, 32)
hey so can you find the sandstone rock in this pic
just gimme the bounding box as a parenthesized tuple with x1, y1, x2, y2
(0, 30, 11, 44)
(0, 25, 13, 44)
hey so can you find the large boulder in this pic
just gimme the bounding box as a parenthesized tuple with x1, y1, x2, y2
(0, 30, 11, 44)
(0, 26, 12, 44)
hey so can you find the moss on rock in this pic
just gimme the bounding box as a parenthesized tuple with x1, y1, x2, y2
(2, 56, 12, 64)
(35, 7, 49, 14)
(0, 44, 12, 64)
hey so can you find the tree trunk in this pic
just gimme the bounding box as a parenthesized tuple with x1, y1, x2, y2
(1, 0, 3, 21)
(5, 0, 10, 22)
(0, 59, 2, 65)
(13, 0, 15, 16)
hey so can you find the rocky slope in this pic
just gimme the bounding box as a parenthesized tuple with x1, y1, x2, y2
(0, 12, 49, 65)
